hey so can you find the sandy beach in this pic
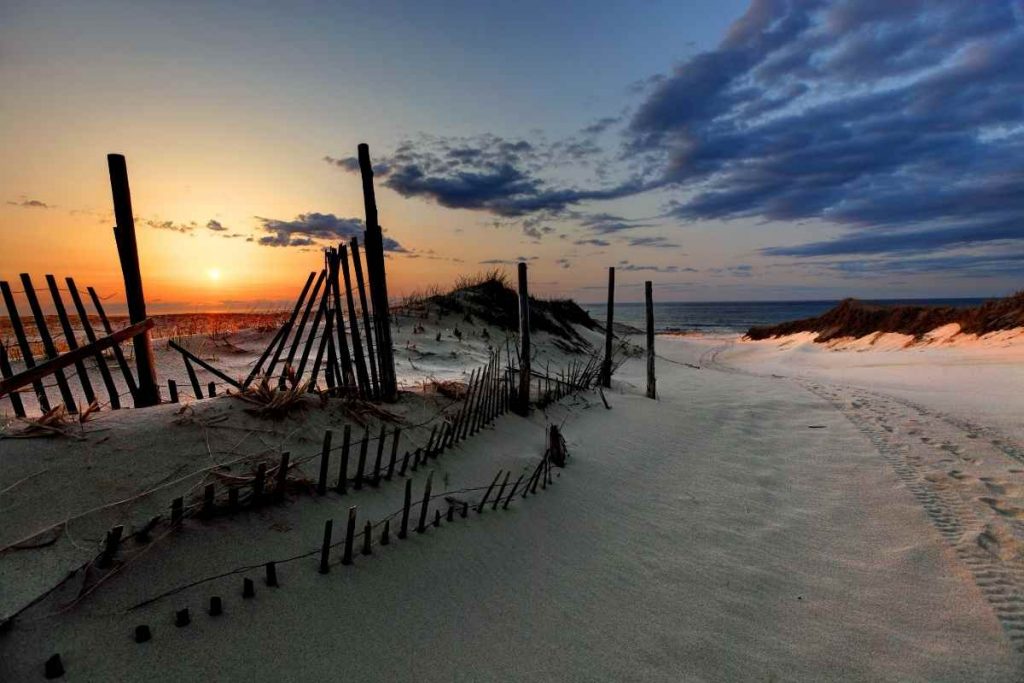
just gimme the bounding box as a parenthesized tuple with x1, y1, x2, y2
(3, 317, 1023, 681)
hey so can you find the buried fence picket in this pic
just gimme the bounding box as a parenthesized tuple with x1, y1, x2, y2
(317, 430, 332, 495)
(336, 424, 351, 494)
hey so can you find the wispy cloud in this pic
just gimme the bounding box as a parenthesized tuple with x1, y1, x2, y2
(7, 198, 53, 209)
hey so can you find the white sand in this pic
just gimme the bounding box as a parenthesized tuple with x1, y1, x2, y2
(1, 325, 1022, 680)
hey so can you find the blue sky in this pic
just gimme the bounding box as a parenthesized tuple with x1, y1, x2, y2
(1, 0, 1022, 306)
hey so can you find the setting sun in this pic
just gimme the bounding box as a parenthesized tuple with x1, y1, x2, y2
(207, 267, 221, 282)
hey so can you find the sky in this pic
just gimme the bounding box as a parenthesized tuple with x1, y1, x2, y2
(1, 0, 1022, 311)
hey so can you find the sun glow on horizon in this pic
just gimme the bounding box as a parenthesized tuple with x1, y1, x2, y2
(207, 267, 222, 282)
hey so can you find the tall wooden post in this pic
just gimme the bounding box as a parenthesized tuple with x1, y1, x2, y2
(515, 262, 531, 414)
(107, 154, 160, 407)
(645, 280, 656, 400)
(356, 144, 398, 402)
(601, 266, 615, 387)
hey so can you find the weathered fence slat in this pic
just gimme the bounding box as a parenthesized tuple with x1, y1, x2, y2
(65, 277, 121, 409)
(183, 356, 203, 399)
(0, 342, 26, 416)
(1, 280, 52, 411)
(339, 245, 370, 398)
(0, 318, 153, 400)
(280, 270, 326, 388)
(45, 274, 96, 406)
(87, 285, 139, 400)
(258, 271, 315, 386)
(350, 237, 380, 399)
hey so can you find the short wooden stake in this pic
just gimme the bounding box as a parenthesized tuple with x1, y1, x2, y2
(380, 519, 391, 546)
(416, 471, 433, 534)
(477, 470, 503, 513)
(342, 506, 357, 565)
(253, 463, 266, 504)
(242, 578, 255, 598)
(492, 471, 510, 510)
(98, 525, 124, 568)
(317, 430, 332, 495)
(433, 509, 441, 527)
(503, 474, 525, 509)
(361, 520, 373, 555)
(337, 424, 351, 494)
(275, 452, 290, 501)
(209, 596, 223, 616)
(265, 561, 279, 587)
(319, 519, 333, 574)
(202, 483, 215, 518)
(134, 625, 152, 643)
(208, 381, 217, 397)
(175, 608, 191, 627)
(399, 450, 411, 477)
(461, 501, 468, 518)
(354, 428, 368, 490)
(386, 428, 400, 480)
(446, 504, 454, 522)
(171, 497, 183, 526)
(44, 654, 64, 679)
(167, 379, 179, 403)
(372, 424, 386, 486)
(398, 479, 412, 539)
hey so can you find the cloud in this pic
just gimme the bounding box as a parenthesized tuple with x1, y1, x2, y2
(626, 236, 681, 248)
(6, 198, 52, 209)
(327, 134, 652, 219)
(206, 219, 227, 231)
(617, 264, 693, 273)
(626, 0, 1024, 261)
(254, 212, 406, 251)
(577, 213, 658, 235)
(556, 258, 572, 269)
(479, 256, 538, 265)
(573, 238, 611, 247)
(145, 218, 197, 233)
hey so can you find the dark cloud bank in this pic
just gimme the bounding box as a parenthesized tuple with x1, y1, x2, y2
(327, 1, 1024, 277)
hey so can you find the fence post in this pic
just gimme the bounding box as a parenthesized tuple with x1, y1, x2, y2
(107, 153, 161, 407)
(645, 280, 656, 400)
(357, 143, 398, 402)
(602, 267, 615, 387)
(516, 262, 530, 415)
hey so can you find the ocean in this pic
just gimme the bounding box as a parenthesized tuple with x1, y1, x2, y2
(582, 299, 990, 335)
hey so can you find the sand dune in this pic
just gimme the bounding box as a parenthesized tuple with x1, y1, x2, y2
(3, 327, 1022, 680)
